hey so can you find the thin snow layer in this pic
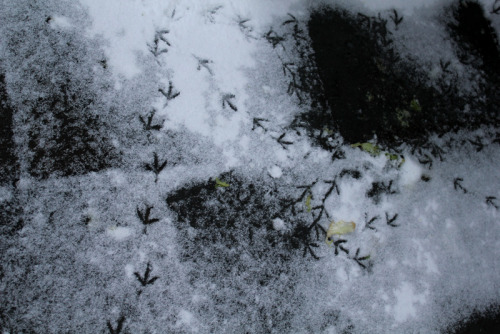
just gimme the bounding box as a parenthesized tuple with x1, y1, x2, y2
(77, 0, 307, 169)
(1, 0, 500, 333)
(359, 0, 443, 14)
(361, 0, 499, 16)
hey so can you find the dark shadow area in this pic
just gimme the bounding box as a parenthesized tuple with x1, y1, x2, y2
(166, 172, 341, 332)
(448, 0, 500, 119)
(166, 171, 296, 264)
(0, 71, 18, 186)
(298, 3, 499, 149)
(445, 304, 500, 334)
(26, 76, 120, 179)
(1, 1, 121, 180)
(0, 69, 23, 237)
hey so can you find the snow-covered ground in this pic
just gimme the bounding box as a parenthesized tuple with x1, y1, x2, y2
(1, 0, 499, 333)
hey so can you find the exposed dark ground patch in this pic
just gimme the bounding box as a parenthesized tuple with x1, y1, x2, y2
(0, 69, 23, 237)
(166, 172, 306, 331)
(166, 171, 323, 263)
(166, 171, 354, 332)
(293, 2, 499, 150)
(445, 304, 500, 334)
(448, 0, 500, 118)
(1, 0, 121, 179)
(25, 77, 119, 179)
(0, 70, 18, 186)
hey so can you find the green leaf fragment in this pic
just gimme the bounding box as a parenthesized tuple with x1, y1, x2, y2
(215, 177, 230, 188)
(385, 153, 405, 167)
(305, 194, 312, 212)
(410, 98, 421, 113)
(385, 153, 398, 160)
(351, 142, 381, 156)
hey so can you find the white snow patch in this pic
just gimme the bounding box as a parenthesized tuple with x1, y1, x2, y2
(107, 226, 133, 241)
(49, 15, 73, 29)
(125, 264, 134, 278)
(221, 146, 240, 168)
(268, 165, 283, 179)
(387, 282, 427, 322)
(176, 309, 199, 332)
(400, 156, 423, 187)
(0, 187, 12, 202)
(359, 0, 443, 15)
(78, 0, 174, 78)
(15, 177, 33, 190)
(412, 240, 440, 275)
(272, 218, 286, 231)
(335, 266, 349, 282)
(107, 169, 127, 187)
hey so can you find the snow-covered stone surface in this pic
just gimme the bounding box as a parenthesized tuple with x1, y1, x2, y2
(0, 0, 499, 333)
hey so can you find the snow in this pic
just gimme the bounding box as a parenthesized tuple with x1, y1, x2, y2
(400, 156, 423, 187)
(272, 217, 286, 231)
(0, 186, 12, 202)
(0, 0, 499, 333)
(359, 0, 443, 14)
(80, 0, 161, 78)
(49, 15, 73, 30)
(176, 309, 198, 330)
(268, 165, 283, 179)
(387, 282, 428, 323)
(106, 226, 133, 241)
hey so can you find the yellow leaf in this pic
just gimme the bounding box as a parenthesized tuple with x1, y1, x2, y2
(325, 220, 356, 245)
